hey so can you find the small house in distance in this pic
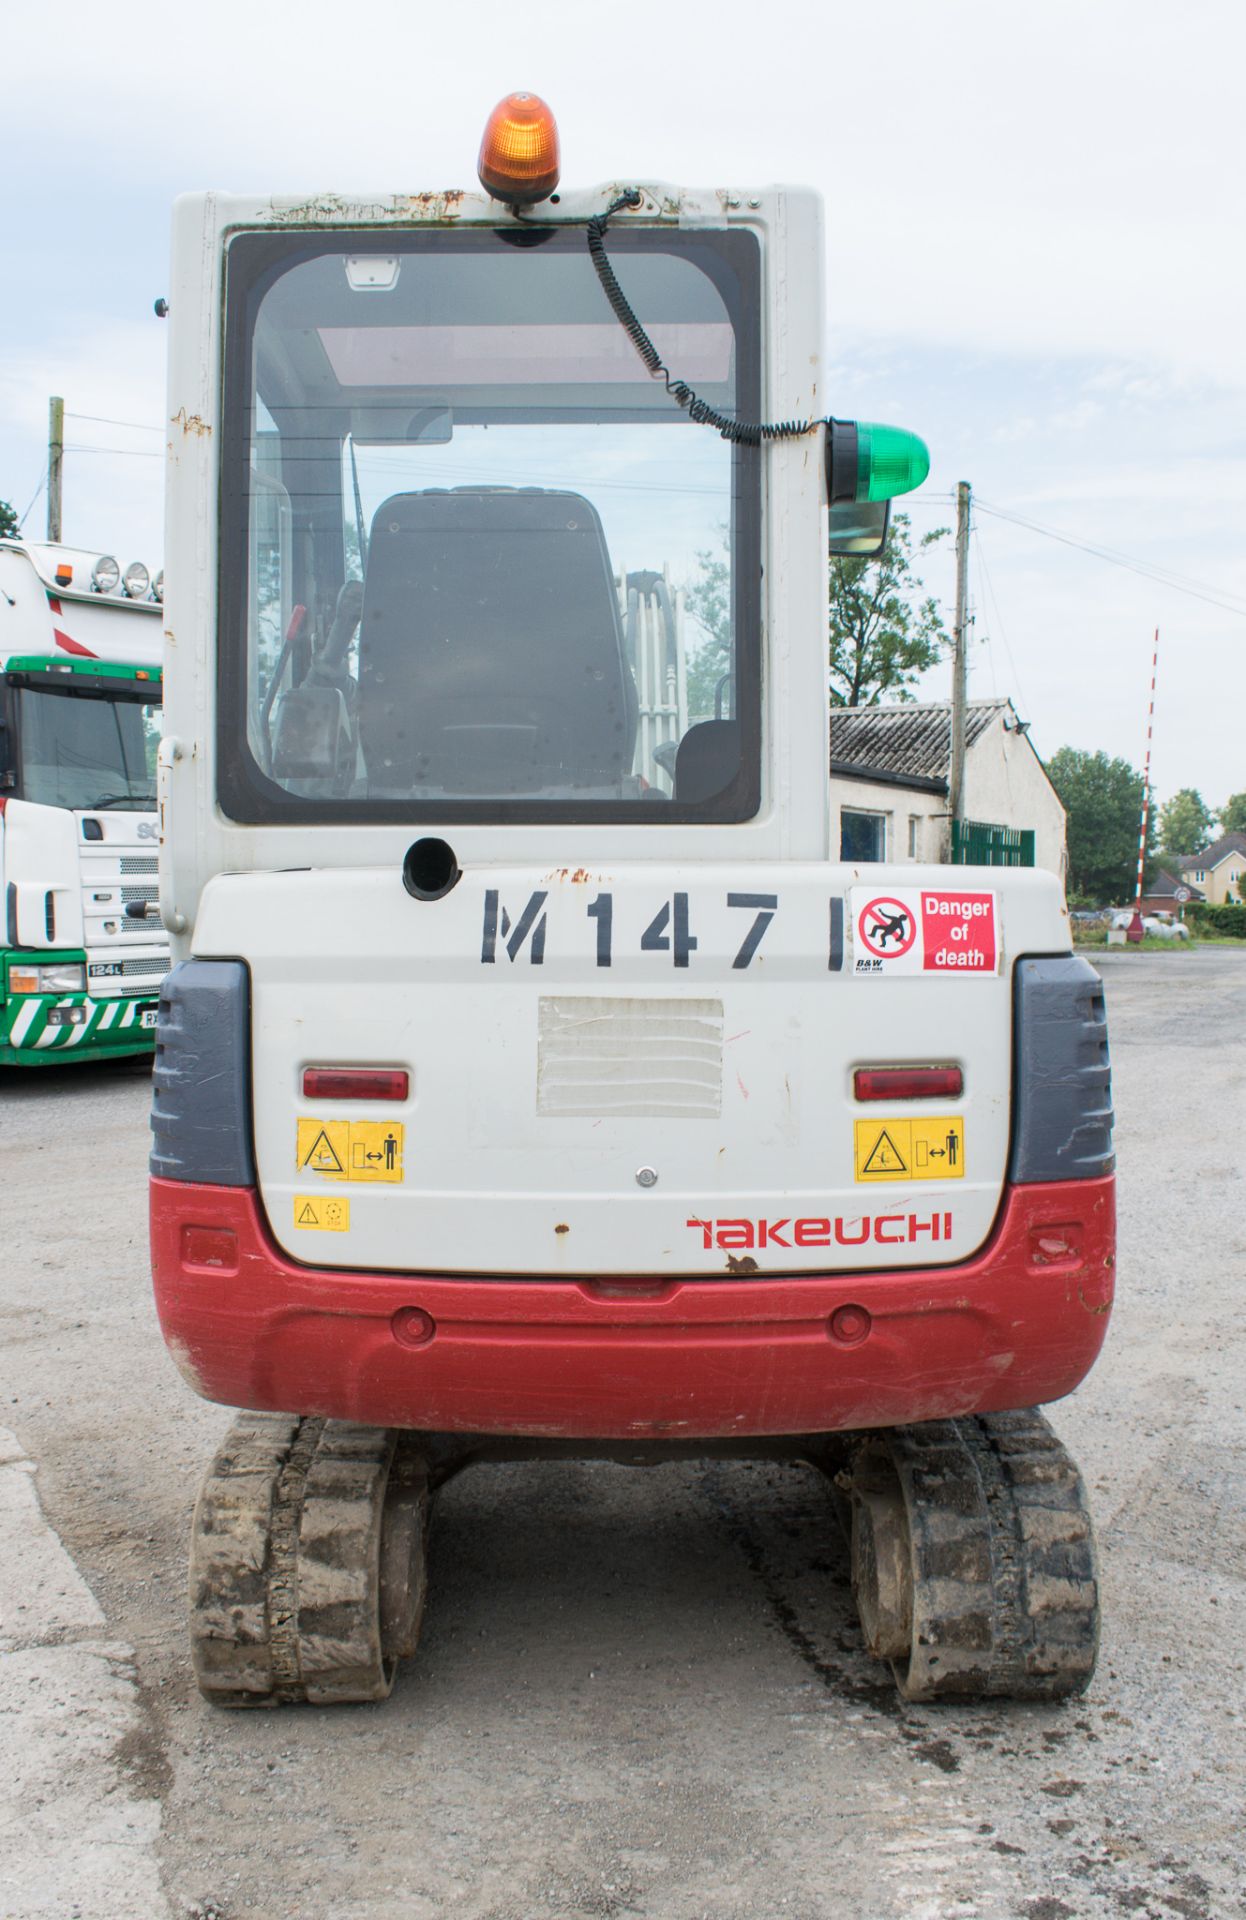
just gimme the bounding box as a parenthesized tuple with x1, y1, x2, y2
(1175, 833, 1246, 906)
(830, 697, 1066, 875)
(1139, 868, 1204, 916)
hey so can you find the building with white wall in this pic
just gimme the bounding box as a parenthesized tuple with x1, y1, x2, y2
(830, 698, 1067, 877)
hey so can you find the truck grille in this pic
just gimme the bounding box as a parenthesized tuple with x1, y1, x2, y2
(121, 956, 171, 980)
(121, 856, 158, 876)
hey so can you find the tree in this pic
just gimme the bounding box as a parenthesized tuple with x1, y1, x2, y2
(828, 512, 949, 707)
(0, 500, 19, 541)
(682, 547, 730, 722)
(1158, 787, 1216, 856)
(1219, 791, 1246, 835)
(1047, 747, 1155, 904)
(682, 512, 950, 721)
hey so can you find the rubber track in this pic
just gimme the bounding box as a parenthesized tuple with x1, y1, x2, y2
(189, 1413, 401, 1706)
(879, 1408, 1099, 1702)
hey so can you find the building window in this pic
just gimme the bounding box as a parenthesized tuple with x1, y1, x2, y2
(841, 808, 888, 862)
(907, 815, 922, 860)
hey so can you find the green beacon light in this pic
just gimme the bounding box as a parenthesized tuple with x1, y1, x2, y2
(826, 418, 930, 507)
(855, 422, 930, 502)
(825, 420, 929, 556)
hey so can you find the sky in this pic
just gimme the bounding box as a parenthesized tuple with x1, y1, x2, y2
(2, 0, 1243, 812)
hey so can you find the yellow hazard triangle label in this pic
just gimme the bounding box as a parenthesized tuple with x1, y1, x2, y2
(296, 1118, 404, 1183)
(854, 1115, 965, 1182)
(293, 1194, 351, 1232)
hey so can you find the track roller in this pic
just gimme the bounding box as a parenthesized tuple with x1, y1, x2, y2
(847, 1409, 1099, 1703)
(189, 1414, 429, 1707)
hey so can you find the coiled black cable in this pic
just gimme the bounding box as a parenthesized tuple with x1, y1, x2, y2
(586, 189, 822, 445)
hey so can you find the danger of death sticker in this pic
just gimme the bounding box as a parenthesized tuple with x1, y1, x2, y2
(296, 1118, 404, 1183)
(852, 889, 999, 977)
(293, 1194, 351, 1231)
(854, 1116, 965, 1182)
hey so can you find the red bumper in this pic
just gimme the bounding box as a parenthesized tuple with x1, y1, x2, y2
(150, 1176, 1115, 1440)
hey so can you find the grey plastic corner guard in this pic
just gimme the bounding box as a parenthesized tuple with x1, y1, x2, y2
(150, 959, 255, 1186)
(1009, 955, 1114, 1185)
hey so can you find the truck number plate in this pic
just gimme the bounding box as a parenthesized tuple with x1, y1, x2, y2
(140, 1008, 159, 1029)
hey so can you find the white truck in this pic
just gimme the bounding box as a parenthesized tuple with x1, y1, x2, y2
(0, 539, 169, 1065)
(151, 96, 1115, 1708)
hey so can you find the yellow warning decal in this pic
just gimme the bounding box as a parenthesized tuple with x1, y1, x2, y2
(293, 1194, 351, 1232)
(296, 1119, 404, 1183)
(854, 1115, 965, 1182)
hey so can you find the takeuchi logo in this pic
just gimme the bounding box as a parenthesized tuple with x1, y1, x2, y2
(686, 1213, 954, 1249)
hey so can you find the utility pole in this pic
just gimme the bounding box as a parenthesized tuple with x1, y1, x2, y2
(1128, 629, 1160, 942)
(947, 479, 971, 861)
(46, 396, 64, 544)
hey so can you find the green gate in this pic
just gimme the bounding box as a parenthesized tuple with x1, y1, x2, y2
(950, 820, 1035, 867)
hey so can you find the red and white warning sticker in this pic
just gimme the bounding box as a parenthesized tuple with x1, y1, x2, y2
(851, 888, 999, 976)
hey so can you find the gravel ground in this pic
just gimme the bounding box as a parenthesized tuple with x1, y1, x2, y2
(1, 948, 1243, 1920)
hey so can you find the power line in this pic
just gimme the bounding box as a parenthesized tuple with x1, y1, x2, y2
(971, 529, 998, 700)
(63, 445, 163, 459)
(973, 495, 1246, 619)
(65, 412, 162, 434)
(18, 473, 46, 530)
(976, 495, 1233, 602)
(973, 525, 1032, 716)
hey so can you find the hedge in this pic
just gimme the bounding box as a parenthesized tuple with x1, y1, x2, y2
(1186, 903, 1246, 938)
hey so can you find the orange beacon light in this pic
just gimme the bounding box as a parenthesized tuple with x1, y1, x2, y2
(477, 92, 561, 205)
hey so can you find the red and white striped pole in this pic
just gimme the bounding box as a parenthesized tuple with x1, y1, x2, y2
(1128, 628, 1159, 938)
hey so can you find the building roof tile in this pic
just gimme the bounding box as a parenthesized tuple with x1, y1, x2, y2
(830, 698, 1015, 785)
(1146, 868, 1205, 901)
(1176, 832, 1246, 873)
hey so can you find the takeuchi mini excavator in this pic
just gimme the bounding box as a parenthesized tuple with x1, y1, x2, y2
(151, 96, 1114, 1707)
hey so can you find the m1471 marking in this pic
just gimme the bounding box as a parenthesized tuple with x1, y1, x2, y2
(483, 889, 792, 970)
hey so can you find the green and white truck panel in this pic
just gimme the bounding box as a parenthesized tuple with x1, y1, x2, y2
(0, 540, 168, 1066)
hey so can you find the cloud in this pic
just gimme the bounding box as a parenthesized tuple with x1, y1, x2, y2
(0, 321, 166, 561)
(1, 0, 1240, 805)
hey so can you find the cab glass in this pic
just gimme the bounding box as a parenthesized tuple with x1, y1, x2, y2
(217, 226, 761, 823)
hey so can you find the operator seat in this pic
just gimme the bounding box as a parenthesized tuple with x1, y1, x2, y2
(673, 719, 741, 803)
(357, 487, 638, 796)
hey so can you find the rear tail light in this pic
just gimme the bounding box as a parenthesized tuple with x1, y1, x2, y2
(854, 1065, 963, 1102)
(150, 961, 255, 1188)
(302, 1068, 409, 1102)
(1010, 957, 1114, 1183)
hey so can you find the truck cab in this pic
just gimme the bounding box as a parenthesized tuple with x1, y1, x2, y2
(0, 539, 169, 1063)
(153, 106, 1114, 1707)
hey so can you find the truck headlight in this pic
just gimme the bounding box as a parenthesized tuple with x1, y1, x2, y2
(123, 561, 150, 600)
(91, 555, 121, 593)
(9, 962, 87, 994)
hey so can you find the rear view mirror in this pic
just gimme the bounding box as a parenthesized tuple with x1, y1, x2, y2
(829, 500, 890, 558)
